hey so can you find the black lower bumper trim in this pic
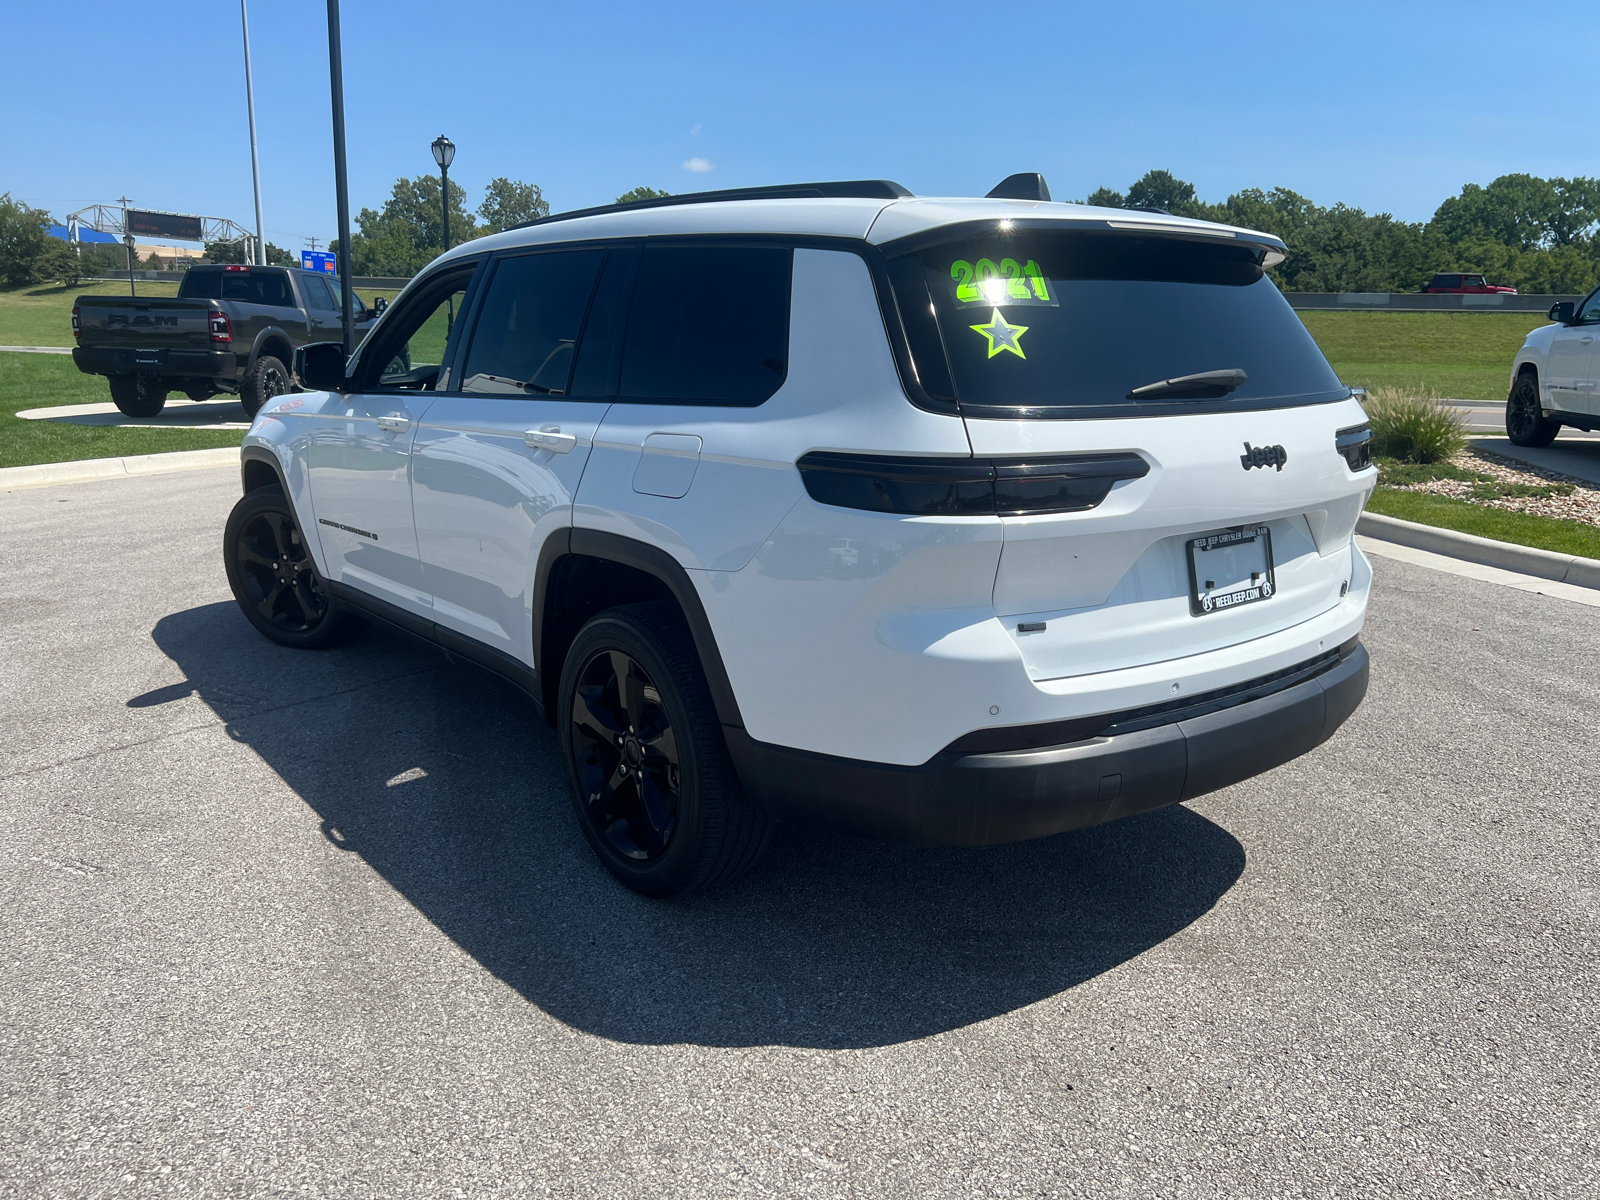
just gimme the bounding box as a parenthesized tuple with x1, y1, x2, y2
(72, 346, 238, 379)
(725, 643, 1369, 846)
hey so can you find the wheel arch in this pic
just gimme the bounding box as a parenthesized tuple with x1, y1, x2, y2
(535, 528, 744, 731)
(248, 327, 296, 373)
(240, 443, 288, 495)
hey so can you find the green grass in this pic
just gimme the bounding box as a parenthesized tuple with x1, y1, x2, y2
(1367, 487, 1600, 559)
(1299, 311, 1545, 402)
(0, 281, 181, 347)
(0, 352, 241, 469)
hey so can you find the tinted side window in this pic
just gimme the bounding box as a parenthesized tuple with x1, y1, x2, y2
(619, 245, 791, 406)
(221, 269, 294, 307)
(1578, 290, 1600, 323)
(301, 274, 337, 310)
(460, 250, 604, 395)
(569, 248, 639, 397)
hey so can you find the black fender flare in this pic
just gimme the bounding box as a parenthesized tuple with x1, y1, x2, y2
(248, 326, 297, 373)
(240, 444, 289, 495)
(535, 527, 745, 730)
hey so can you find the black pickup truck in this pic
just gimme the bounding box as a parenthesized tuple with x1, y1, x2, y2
(71, 264, 383, 418)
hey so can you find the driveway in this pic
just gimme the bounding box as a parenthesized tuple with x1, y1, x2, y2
(1, 470, 1595, 1198)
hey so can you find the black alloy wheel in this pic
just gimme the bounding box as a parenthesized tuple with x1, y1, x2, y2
(558, 602, 771, 898)
(570, 649, 682, 862)
(235, 508, 327, 633)
(1506, 373, 1559, 448)
(223, 486, 365, 649)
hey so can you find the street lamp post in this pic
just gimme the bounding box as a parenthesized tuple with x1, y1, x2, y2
(327, 0, 354, 355)
(431, 135, 455, 253)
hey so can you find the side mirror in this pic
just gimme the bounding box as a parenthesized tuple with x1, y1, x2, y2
(295, 341, 349, 392)
(372, 297, 387, 315)
(1551, 301, 1575, 324)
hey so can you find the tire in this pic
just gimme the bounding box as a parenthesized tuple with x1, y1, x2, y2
(1506, 372, 1559, 447)
(239, 354, 290, 420)
(108, 375, 167, 418)
(558, 601, 771, 898)
(223, 485, 366, 649)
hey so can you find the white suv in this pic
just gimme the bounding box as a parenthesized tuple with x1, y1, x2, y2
(224, 176, 1375, 897)
(1507, 292, 1600, 446)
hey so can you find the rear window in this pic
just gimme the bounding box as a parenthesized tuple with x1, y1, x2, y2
(618, 245, 791, 406)
(887, 228, 1346, 418)
(220, 269, 294, 307)
(178, 269, 221, 300)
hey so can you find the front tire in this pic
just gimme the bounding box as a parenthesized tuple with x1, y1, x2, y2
(223, 486, 365, 649)
(1507, 373, 1559, 447)
(108, 375, 167, 418)
(240, 354, 290, 420)
(558, 602, 771, 898)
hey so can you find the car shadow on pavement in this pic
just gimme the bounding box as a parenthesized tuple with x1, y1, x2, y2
(150, 602, 1246, 1051)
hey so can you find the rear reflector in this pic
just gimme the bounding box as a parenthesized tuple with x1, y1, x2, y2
(796, 451, 1149, 516)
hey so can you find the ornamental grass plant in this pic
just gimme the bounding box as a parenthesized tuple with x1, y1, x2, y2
(1362, 386, 1467, 464)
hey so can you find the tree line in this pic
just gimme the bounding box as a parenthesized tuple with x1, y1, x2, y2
(12, 170, 1595, 293)
(1085, 169, 1600, 293)
(332, 179, 671, 276)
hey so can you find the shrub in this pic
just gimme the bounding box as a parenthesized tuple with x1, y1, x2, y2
(1363, 387, 1467, 463)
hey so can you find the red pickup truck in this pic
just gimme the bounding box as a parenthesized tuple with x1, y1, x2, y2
(1419, 272, 1517, 295)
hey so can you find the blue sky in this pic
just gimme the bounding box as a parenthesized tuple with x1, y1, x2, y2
(3, 1, 1594, 251)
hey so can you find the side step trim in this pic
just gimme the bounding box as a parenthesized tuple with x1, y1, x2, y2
(326, 580, 543, 716)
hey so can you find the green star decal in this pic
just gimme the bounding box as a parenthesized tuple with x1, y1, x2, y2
(969, 308, 1029, 359)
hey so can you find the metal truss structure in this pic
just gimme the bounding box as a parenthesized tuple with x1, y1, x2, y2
(64, 203, 258, 254)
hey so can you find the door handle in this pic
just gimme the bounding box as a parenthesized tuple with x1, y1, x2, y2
(525, 425, 577, 453)
(376, 413, 411, 434)
(1582, 336, 1595, 344)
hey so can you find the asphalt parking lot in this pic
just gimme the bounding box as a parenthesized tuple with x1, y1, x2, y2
(2, 468, 1596, 1199)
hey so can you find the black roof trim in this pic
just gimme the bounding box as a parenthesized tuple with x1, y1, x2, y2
(508, 180, 913, 231)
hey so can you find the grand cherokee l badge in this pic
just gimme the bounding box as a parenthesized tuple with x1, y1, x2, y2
(1240, 442, 1287, 472)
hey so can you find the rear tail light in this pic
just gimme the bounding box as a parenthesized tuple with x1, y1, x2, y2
(209, 311, 233, 344)
(71, 306, 81, 340)
(1335, 423, 1372, 471)
(796, 451, 1150, 516)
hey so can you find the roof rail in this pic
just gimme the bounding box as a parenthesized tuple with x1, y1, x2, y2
(509, 180, 914, 231)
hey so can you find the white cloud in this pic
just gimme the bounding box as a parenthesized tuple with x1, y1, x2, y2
(683, 157, 715, 173)
(690, 123, 702, 136)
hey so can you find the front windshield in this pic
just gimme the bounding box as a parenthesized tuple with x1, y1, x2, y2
(888, 228, 1345, 418)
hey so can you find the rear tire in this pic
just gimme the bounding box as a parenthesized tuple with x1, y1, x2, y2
(240, 354, 290, 420)
(1506, 372, 1559, 447)
(108, 375, 167, 418)
(223, 485, 365, 649)
(558, 601, 771, 898)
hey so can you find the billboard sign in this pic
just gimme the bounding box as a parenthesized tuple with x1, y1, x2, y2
(126, 209, 205, 241)
(301, 250, 336, 273)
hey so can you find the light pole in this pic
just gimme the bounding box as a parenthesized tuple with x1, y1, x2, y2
(431, 135, 455, 253)
(327, 0, 354, 355)
(240, 0, 266, 265)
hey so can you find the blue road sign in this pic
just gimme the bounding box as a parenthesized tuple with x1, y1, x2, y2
(301, 251, 336, 273)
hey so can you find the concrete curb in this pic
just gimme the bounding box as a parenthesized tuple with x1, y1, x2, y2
(0, 345, 73, 355)
(1358, 512, 1600, 591)
(0, 447, 239, 492)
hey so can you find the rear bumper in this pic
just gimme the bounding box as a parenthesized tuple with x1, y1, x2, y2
(72, 346, 238, 379)
(726, 641, 1369, 846)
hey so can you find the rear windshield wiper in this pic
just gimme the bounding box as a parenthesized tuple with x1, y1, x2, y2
(1126, 368, 1247, 401)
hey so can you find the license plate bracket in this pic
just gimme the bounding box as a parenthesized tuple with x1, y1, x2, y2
(1187, 525, 1276, 616)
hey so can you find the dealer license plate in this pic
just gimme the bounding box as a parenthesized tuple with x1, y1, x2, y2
(1187, 525, 1276, 616)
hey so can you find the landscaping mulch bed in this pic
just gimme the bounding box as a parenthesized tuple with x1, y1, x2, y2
(1379, 446, 1600, 526)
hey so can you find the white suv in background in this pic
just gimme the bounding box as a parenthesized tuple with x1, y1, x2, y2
(224, 175, 1375, 897)
(1507, 292, 1600, 446)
